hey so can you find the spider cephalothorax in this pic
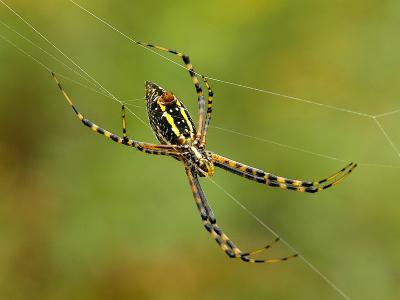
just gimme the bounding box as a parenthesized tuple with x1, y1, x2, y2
(184, 146, 215, 177)
(53, 41, 356, 264)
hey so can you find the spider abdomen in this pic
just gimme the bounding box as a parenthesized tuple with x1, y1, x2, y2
(146, 81, 196, 145)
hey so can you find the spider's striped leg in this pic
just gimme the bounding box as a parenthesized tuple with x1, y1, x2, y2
(240, 237, 280, 256)
(121, 104, 128, 141)
(52, 72, 180, 157)
(136, 42, 206, 142)
(185, 167, 298, 264)
(185, 166, 216, 224)
(198, 76, 214, 147)
(204, 221, 298, 263)
(209, 152, 357, 193)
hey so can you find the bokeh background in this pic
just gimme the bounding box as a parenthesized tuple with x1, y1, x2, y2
(1, 1, 399, 299)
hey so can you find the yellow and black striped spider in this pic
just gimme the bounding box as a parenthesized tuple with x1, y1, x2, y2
(52, 42, 357, 264)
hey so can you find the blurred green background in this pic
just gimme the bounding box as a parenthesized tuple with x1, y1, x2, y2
(1, 1, 399, 299)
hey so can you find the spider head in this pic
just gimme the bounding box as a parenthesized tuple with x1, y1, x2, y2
(187, 146, 215, 177)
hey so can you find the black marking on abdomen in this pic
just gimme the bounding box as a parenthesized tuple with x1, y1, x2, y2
(147, 98, 196, 145)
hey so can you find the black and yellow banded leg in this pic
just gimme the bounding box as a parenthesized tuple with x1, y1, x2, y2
(121, 104, 128, 142)
(52, 72, 181, 157)
(135, 42, 206, 144)
(185, 167, 216, 224)
(185, 167, 297, 264)
(198, 76, 214, 148)
(204, 220, 298, 263)
(209, 152, 357, 193)
(240, 237, 280, 257)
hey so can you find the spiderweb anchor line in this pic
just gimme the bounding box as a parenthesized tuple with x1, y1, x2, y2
(1, 3, 398, 166)
(373, 117, 400, 159)
(2, 0, 399, 167)
(0, 32, 103, 98)
(0, 19, 102, 93)
(206, 77, 374, 118)
(66, 0, 400, 164)
(4, 19, 398, 171)
(0, 32, 141, 109)
(211, 126, 400, 169)
(0, 0, 150, 130)
(0, 21, 145, 105)
(66, 0, 397, 121)
(4, 18, 399, 170)
(67, 0, 372, 119)
(374, 108, 400, 119)
(208, 178, 352, 300)
(3, 16, 397, 171)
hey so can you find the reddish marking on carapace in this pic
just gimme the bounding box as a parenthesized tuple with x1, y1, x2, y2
(161, 91, 176, 104)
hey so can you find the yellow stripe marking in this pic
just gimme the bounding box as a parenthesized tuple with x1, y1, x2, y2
(221, 233, 230, 242)
(163, 112, 180, 137)
(232, 248, 241, 256)
(157, 97, 181, 136)
(228, 161, 236, 168)
(239, 166, 247, 172)
(277, 177, 286, 183)
(157, 98, 192, 136)
(266, 259, 281, 263)
(220, 245, 229, 251)
(156, 46, 169, 52)
(180, 107, 193, 132)
(279, 183, 287, 189)
(292, 180, 302, 187)
(157, 99, 166, 112)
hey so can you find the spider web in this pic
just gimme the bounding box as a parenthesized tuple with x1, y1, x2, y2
(66, 0, 400, 168)
(0, 1, 399, 300)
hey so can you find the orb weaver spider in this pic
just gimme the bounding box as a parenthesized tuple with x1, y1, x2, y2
(52, 42, 357, 264)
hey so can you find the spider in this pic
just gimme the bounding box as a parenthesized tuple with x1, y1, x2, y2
(52, 42, 357, 264)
